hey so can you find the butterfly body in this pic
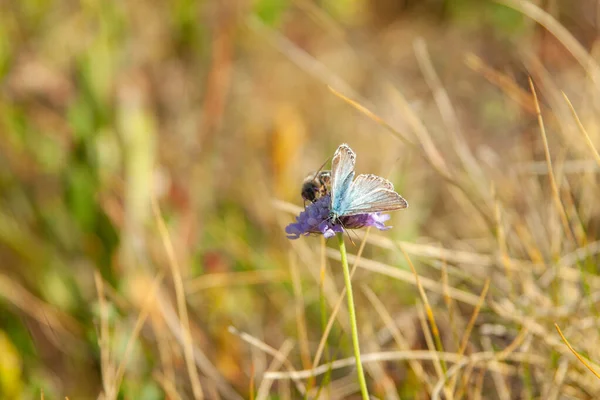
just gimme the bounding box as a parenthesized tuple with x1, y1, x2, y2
(329, 144, 408, 224)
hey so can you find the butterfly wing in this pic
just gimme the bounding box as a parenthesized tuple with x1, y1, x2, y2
(330, 144, 356, 215)
(341, 174, 408, 216)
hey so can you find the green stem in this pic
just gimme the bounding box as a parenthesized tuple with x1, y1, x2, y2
(337, 233, 369, 399)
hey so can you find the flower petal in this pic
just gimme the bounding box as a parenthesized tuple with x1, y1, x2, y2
(285, 194, 393, 239)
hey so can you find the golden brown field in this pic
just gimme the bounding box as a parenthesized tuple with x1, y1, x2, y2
(2, 0, 600, 399)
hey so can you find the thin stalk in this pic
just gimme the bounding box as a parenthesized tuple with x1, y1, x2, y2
(337, 233, 369, 399)
(316, 236, 332, 397)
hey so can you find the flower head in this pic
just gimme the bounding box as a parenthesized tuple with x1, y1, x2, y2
(285, 195, 392, 239)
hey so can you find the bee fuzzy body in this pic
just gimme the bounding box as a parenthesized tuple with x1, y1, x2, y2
(301, 170, 331, 203)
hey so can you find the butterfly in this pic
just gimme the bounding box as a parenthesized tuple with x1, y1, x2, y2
(329, 143, 408, 223)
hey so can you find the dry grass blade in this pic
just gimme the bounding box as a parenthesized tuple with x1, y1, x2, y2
(327, 86, 415, 147)
(326, 248, 481, 306)
(289, 253, 311, 371)
(562, 92, 600, 167)
(256, 340, 294, 400)
(275, 200, 532, 280)
(361, 337, 400, 400)
(464, 53, 536, 114)
(0, 273, 82, 338)
(329, 82, 482, 210)
(292, 0, 346, 40)
(496, 328, 530, 361)
(441, 260, 459, 351)
(528, 77, 571, 239)
(400, 246, 448, 376)
(153, 371, 183, 400)
(361, 285, 432, 391)
(151, 315, 176, 391)
(288, 236, 349, 330)
(449, 279, 490, 394)
(316, 235, 330, 395)
(416, 303, 450, 399)
(384, 84, 452, 174)
(546, 358, 569, 400)
(414, 37, 481, 184)
(94, 272, 164, 399)
(357, 299, 401, 398)
(330, 77, 494, 232)
(431, 332, 534, 400)
(473, 368, 486, 400)
(311, 228, 372, 370)
(362, 231, 551, 282)
(157, 297, 243, 400)
(265, 350, 545, 380)
(489, 300, 567, 354)
(94, 271, 113, 399)
(457, 280, 490, 357)
(554, 323, 600, 380)
(228, 326, 306, 396)
(186, 270, 289, 293)
(151, 196, 205, 399)
(113, 273, 165, 394)
(496, 0, 600, 83)
(493, 187, 513, 286)
(482, 336, 511, 400)
(436, 322, 529, 399)
(246, 16, 364, 104)
(524, 54, 574, 142)
(559, 240, 600, 269)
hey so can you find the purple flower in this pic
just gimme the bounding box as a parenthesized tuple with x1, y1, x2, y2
(285, 195, 392, 239)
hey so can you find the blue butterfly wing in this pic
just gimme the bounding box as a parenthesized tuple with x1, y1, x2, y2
(342, 174, 408, 216)
(330, 144, 356, 215)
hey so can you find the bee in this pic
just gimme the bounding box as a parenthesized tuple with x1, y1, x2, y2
(301, 170, 331, 203)
(301, 158, 331, 204)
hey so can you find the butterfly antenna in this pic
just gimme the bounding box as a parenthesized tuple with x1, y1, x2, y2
(348, 228, 360, 246)
(346, 230, 356, 247)
(344, 226, 360, 247)
(336, 218, 356, 247)
(311, 157, 331, 180)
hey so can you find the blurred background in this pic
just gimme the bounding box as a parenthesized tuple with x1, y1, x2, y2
(3, 0, 600, 398)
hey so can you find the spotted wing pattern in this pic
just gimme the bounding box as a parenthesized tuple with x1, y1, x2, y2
(330, 144, 356, 215)
(340, 173, 408, 216)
